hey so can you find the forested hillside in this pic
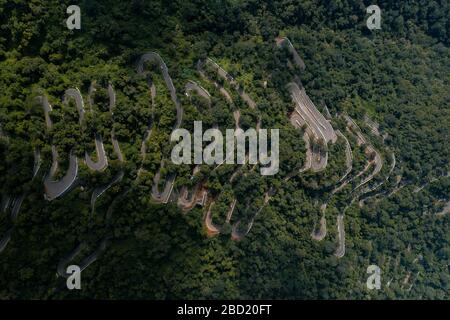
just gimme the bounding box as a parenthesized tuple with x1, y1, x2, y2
(0, 0, 448, 299)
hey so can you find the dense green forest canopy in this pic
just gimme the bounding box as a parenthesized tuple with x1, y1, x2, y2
(0, 1, 448, 299)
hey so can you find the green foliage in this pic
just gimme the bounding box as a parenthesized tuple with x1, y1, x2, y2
(0, 0, 448, 300)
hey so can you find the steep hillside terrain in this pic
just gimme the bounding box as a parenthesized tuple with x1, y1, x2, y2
(0, 1, 448, 299)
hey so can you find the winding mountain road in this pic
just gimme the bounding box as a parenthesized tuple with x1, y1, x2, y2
(40, 90, 84, 201)
(275, 37, 306, 70)
(334, 214, 345, 258)
(137, 53, 182, 204)
(336, 130, 353, 182)
(57, 238, 109, 278)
